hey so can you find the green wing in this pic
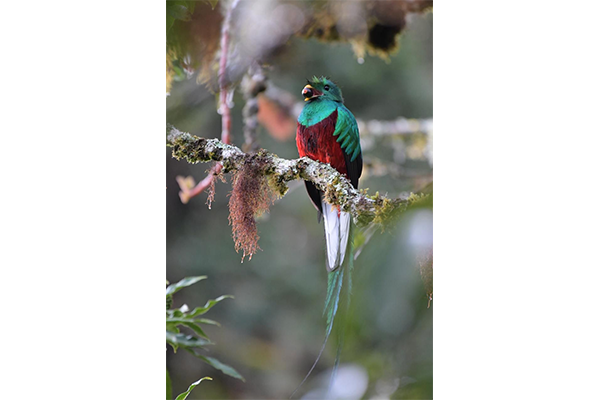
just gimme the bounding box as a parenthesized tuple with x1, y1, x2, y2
(333, 105, 361, 162)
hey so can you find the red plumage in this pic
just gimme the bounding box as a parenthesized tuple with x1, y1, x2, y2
(296, 109, 347, 176)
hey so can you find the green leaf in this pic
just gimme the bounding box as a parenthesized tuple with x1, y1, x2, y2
(166, 331, 213, 347)
(166, 308, 185, 319)
(188, 295, 233, 317)
(166, 318, 209, 339)
(166, 317, 189, 323)
(166, 276, 207, 296)
(182, 321, 208, 339)
(175, 377, 212, 400)
(198, 318, 221, 327)
(166, 324, 180, 334)
(199, 356, 245, 381)
(166, 369, 172, 400)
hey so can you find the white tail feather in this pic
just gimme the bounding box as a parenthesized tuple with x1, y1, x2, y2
(322, 199, 351, 271)
(338, 210, 350, 267)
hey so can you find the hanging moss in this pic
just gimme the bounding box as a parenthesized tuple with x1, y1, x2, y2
(228, 158, 279, 261)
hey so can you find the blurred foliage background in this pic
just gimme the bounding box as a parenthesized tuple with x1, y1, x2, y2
(167, 1, 432, 399)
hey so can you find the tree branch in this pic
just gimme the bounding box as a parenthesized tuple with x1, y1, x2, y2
(167, 125, 428, 227)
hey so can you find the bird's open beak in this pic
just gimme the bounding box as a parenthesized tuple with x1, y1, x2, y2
(302, 85, 322, 101)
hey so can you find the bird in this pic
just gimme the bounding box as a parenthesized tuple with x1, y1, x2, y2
(293, 76, 362, 393)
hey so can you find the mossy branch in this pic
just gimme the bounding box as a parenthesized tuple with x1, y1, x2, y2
(167, 125, 428, 227)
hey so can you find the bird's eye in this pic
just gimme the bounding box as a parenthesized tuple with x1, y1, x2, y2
(324, 85, 330, 91)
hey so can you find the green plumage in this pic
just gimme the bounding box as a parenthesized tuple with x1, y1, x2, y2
(324, 224, 354, 335)
(297, 76, 361, 161)
(324, 264, 344, 334)
(297, 99, 337, 127)
(333, 105, 361, 162)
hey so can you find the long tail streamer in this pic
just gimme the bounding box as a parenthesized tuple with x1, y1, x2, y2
(290, 224, 354, 399)
(327, 226, 354, 396)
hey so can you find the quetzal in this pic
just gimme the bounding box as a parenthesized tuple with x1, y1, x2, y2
(294, 76, 362, 388)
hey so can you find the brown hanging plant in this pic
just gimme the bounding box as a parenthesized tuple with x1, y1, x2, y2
(227, 156, 279, 261)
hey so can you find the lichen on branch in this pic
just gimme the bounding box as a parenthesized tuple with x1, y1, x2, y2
(167, 124, 428, 228)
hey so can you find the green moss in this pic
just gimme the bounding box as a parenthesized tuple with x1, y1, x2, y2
(356, 212, 374, 227)
(365, 193, 430, 229)
(372, 197, 395, 226)
(169, 134, 212, 165)
(267, 175, 289, 197)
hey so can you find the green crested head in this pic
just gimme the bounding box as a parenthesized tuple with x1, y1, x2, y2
(302, 76, 344, 104)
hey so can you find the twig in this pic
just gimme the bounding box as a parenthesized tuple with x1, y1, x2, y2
(241, 63, 267, 153)
(177, 0, 240, 204)
(218, 0, 238, 146)
(176, 171, 219, 205)
(167, 125, 429, 227)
